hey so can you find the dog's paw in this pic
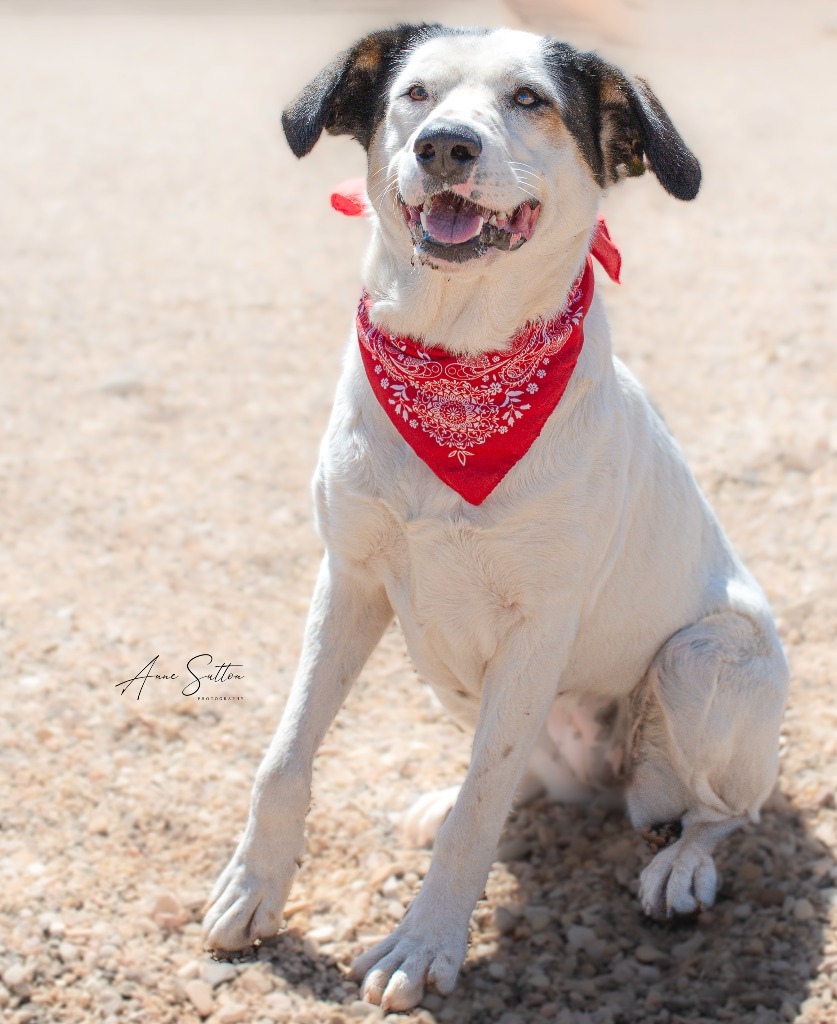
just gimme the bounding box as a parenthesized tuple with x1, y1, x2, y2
(202, 851, 295, 952)
(639, 838, 718, 919)
(402, 786, 460, 848)
(349, 916, 467, 1012)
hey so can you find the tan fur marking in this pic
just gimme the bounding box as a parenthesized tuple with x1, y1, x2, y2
(353, 38, 383, 72)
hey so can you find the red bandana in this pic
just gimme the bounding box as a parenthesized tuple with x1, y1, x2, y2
(332, 179, 621, 505)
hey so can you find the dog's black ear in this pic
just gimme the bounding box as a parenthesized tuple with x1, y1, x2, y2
(602, 72, 701, 200)
(544, 42, 701, 201)
(282, 24, 438, 158)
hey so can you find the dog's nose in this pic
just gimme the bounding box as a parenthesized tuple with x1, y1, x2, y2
(413, 123, 482, 181)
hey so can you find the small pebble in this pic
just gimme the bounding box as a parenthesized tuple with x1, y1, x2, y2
(739, 862, 764, 882)
(566, 925, 596, 952)
(1, 965, 27, 993)
(635, 944, 666, 963)
(58, 941, 79, 963)
(757, 888, 785, 908)
(176, 960, 201, 980)
(201, 960, 237, 988)
(216, 1004, 248, 1023)
(346, 1000, 384, 1018)
(238, 968, 273, 994)
(264, 992, 294, 1014)
(794, 897, 816, 921)
(184, 979, 215, 1017)
(494, 905, 522, 934)
(527, 969, 550, 989)
(380, 876, 401, 900)
(671, 933, 705, 958)
(152, 892, 185, 929)
(525, 906, 551, 932)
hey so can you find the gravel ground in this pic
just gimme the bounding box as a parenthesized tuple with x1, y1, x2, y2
(1, 2, 835, 1023)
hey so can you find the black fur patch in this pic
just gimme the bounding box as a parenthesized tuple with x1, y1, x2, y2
(282, 25, 488, 158)
(542, 40, 701, 201)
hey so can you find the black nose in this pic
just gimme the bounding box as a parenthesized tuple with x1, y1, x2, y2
(413, 123, 482, 181)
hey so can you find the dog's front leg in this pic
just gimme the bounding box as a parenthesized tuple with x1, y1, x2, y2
(350, 632, 571, 1012)
(202, 554, 392, 951)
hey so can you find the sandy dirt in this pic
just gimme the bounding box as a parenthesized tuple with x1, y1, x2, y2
(1, 2, 835, 1022)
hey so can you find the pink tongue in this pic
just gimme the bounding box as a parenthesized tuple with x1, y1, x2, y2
(424, 194, 483, 244)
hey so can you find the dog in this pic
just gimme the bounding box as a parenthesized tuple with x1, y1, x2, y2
(202, 24, 789, 1012)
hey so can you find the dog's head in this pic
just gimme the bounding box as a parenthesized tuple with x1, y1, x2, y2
(282, 25, 700, 274)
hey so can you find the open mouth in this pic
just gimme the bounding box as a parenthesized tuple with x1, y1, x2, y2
(400, 192, 541, 263)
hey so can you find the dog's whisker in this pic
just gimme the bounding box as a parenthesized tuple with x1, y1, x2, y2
(368, 166, 392, 187)
(375, 187, 400, 208)
(375, 176, 397, 196)
(374, 177, 400, 206)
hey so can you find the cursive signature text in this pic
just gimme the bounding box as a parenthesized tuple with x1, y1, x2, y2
(116, 654, 244, 700)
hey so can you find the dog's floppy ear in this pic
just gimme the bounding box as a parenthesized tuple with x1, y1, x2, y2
(282, 24, 438, 158)
(600, 71, 701, 200)
(545, 43, 701, 201)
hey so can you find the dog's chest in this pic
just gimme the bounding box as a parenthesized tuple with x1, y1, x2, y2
(319, 473, 575, 700)
(389, 515, 548, 686)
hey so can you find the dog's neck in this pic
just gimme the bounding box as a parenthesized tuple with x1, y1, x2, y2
(362, 221, 595, 356)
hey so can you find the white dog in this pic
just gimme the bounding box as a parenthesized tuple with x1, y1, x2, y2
(203, 24, 788, 1012)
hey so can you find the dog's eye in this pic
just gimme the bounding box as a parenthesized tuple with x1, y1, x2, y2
(407, 85, 429, 101)
(514, 87, 541, 107)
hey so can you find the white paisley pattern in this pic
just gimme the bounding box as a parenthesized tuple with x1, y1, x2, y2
(357, 270, 586, 465)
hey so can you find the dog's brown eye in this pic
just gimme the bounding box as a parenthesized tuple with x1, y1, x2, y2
(408, 85, 429, 101)
(514, 87, 540, 107)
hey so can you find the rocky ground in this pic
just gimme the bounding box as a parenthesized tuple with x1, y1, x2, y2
(0, 1, 835, 1023)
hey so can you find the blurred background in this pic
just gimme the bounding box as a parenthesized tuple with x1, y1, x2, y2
(1, 2, 836, 1023)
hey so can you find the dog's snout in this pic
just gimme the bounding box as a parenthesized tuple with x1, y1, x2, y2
(413, 123, 482, 181)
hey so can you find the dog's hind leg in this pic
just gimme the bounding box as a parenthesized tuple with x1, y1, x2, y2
(202, 554, 392, 951)
(627, 607, 788, 918)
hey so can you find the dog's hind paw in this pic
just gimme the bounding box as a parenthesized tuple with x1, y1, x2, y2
(401, 786, 460, 848)
(639, 837, 718, 919)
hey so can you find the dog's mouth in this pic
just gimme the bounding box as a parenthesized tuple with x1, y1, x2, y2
(400, 192, 541, 264)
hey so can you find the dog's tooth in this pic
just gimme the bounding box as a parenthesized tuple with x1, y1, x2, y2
(420, 211, 427, 230)
(477, 217, 484, 234)
(488, 215, 497, 227)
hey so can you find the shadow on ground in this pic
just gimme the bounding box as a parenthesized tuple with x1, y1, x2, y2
(447, 792, 833, 1023)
